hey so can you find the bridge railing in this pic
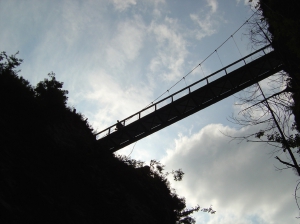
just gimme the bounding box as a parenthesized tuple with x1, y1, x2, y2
(95, 45, 272, 139)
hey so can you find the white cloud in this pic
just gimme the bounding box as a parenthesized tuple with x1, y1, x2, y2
(152, 0, 165, 5)
(148, 17, 188, 81)
(110, 0, 137, 11)
(207, 0, 218, 13)
(110, 0, 165, 11)
(190, 13, 218, 40)
(153, 8, 162, 18)
(83, 69, 153, 131)
(105, 16, 146, 69)
(244, 0, 259, 8)
(0, 0, 150, 132)
(162, 124, 299, 224)
(189, 0, 222, 40)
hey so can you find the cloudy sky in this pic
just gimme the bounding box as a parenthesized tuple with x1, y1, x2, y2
(1, 0, 299, 223)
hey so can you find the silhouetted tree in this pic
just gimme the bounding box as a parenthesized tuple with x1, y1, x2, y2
(35, 72, 68, 111)
(229, 0, 300, 214)
(0, 51, 35, 113)
(118, 156, 216, 223)
(230, 0, 300, 173)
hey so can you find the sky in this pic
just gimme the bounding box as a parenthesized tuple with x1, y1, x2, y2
(1, 0, 299, 223)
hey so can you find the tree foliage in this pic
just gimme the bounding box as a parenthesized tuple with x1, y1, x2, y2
(255, 0, 300, 130)
(0, 52, 215, 223)
(35, 72, 69, 112)
(230, 0, 300, 172)
(117, 156, 216, 223)
(229, 0, 300, 214)
(243, 0, 300, 170)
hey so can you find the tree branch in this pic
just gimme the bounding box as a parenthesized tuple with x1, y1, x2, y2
(275, 156, 295, 168)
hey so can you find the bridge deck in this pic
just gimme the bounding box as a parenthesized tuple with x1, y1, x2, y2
(96, 46, 284, 152)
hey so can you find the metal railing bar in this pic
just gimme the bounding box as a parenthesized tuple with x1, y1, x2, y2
(95, 45, 271, 136)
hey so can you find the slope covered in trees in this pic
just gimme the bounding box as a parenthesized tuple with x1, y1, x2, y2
(0, 52, 207, 224)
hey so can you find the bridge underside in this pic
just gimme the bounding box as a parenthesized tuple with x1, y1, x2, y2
(97, 50, 284, 153)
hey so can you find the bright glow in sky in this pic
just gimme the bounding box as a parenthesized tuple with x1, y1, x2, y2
(1, 0, 298, 223)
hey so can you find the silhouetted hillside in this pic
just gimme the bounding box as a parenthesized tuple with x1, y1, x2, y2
(0, 52, 202, 224)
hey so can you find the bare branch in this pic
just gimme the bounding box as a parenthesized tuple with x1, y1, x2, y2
(275, 156, 296, 168)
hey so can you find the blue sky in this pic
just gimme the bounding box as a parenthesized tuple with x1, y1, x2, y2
(1, 0, 299, 223)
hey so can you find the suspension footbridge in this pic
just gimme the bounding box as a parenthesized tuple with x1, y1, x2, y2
(95, 44, 284, 152)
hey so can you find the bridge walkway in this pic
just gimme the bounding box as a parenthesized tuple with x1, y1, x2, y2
(96, 45, 284, 153)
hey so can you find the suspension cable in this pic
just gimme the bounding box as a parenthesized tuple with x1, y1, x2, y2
(231, 35, 243, 58)
(145, 8, 259, 108)
(215, 50, 224, 68)
(183, 77, 187, 87)
(200, 64, 205, 77)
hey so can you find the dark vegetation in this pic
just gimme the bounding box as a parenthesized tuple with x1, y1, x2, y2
(232, 0, 300, 167)
(231, 0, 300, 213)
(0, 52, 214, 223)
(245, 0, 300, 171)
(258, 0, 300, 130)
(254, 0, 300, 210)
